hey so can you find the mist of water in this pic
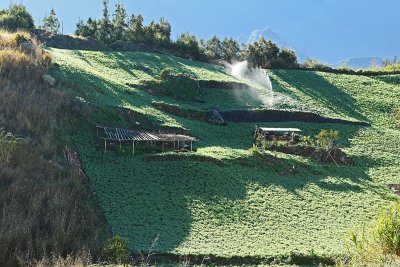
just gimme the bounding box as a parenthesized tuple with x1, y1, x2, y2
(226, 60, 274, 107)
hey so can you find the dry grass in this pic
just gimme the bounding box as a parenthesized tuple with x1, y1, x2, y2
(0, 30, 108, 266)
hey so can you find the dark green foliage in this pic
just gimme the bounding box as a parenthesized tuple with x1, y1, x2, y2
(221, 37, 241, 62)
(315, 129, 339, 148)
(126, 14, 145, 42)
(97, 0, 114, 44)
(163, 74, 201, 101)
(112, 2, 128, 41)
(276, 48, 298, 68)
(243, 36, 280, 68)
(204, 35, 223, 60)
(0, 4, 34, 31)
(104, 235, 130, 264)
(41, 8, 60, 35)
(176, 32, 202, 59)
(75, 17, 98, 37)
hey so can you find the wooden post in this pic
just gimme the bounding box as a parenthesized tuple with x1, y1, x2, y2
(104, 139, 107, 153)
(177, 141, 180, 149)
(190, 142, 192, 151)
(132, 141, 135, 156)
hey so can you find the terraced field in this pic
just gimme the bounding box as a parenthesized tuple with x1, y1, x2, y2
(50, 48, 400, 264)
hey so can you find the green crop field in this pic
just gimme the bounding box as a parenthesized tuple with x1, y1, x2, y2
(50, 48, 400, 263)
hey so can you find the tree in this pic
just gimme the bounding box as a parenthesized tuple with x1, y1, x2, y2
(112, 2, 128, 41)
(155, 17, 171, 45)
(176, 32, 202, 59)
(276, 48, 298, 68)
(205, 35, 223, 60)
(0, 4, 34, 31)
(41, 8, 60, 35)
(97, 0, 114, 43)
(127, 14, 145, 42)
(243, 36, 280, 68)
(75, 17, 97, 38)
(221, 37, 241, 62)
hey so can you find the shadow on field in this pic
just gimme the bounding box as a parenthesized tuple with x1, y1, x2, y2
(273, 70, 369, 122)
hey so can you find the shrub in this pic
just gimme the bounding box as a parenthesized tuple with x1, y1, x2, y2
(336, 201, 400, 266)
(0, 129, 17, 165)
(248, 143, 263, 156)
(0, 4, 34, 31)
(163, 74, 201, 101)
(315, 129, 339, 149)
(160, 67, 172, 80)
(104, 235, 130, 265)
(373, 202, 400, 255)
(302, 58, 333, 71)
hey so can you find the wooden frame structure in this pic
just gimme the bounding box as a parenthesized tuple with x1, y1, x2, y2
(96, 125, 197, 155)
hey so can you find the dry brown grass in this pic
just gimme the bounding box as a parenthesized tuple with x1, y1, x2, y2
(0, 30, 108, 267)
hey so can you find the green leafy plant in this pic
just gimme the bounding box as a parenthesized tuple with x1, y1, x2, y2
(104, 235, 130, 265)
(160, 67, 172, 80)
(373, 202, 400, 255)
(315, 129, 339, 149)
(248, 143, 263, 156)
(336, 202, 400, 266)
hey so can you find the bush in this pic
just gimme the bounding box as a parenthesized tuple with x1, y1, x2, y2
(302, 58, 333, 71)
(0, 4, 34, 31)
(104, 235, 130, 265)
(248, 143, 263, 156)
(315, 129, 339, 149)
(373, 202, 400, 255)
(159, 67, 172, 80)
(163, 74, 201, 101)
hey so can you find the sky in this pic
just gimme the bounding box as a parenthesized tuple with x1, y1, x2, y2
(1, 0, 399, 64)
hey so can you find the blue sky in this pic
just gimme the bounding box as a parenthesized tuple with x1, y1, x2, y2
(1, 0, 399, 64)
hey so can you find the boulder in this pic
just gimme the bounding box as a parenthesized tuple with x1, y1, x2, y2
(207, 110, 225, 125)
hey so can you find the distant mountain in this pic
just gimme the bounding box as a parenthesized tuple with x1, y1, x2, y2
(332, 57, 384, 69)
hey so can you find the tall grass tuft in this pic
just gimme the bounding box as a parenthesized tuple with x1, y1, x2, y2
(336, 201, 400, 266)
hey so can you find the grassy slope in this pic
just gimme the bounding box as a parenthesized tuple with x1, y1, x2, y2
(50, 48, 400, 260)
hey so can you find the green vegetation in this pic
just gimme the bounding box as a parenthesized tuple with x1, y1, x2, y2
(40, 8, 60, 35)
(0, 4, 34, 31)
(315, 129, 339, 148)
(48, 47, 400, 265)
(104, 235, 130, 265)
(336, 202, 400, 266)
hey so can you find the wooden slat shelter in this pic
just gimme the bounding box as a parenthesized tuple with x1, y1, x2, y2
(97, 125, 197, 155)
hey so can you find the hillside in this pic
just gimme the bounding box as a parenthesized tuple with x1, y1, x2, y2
(49, 48, 400, 265)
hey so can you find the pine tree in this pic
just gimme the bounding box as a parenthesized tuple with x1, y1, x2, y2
(97, 0, 113, 43)
(112, 2, 127, 41)
(127, 14, 145, 42)
(41, 8, 60, 35)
